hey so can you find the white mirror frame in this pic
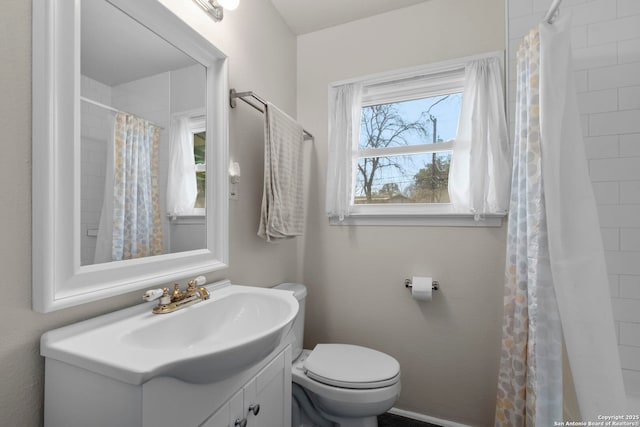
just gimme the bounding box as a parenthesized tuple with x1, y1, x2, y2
(32, 0, 229, 312)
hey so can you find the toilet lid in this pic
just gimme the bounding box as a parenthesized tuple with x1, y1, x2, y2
(303, 344, 400, 389)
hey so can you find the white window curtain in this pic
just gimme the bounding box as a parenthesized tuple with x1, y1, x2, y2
(326, 82, 363, 220)
(448, 57, 511, 218)
(166, 115, 197, 216)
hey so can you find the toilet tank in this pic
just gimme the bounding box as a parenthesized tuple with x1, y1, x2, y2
(273, 283, 307, 360)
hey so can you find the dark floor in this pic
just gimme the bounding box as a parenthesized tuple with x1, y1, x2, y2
(377, 413, 441, 427)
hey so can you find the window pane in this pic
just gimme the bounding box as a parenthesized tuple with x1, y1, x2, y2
(194, 131, 206, 209)
(194, 131, 206, 164)
(354, 152, 451, 204)
(359, 93, 462, 150)
(356, 92, 460, 205)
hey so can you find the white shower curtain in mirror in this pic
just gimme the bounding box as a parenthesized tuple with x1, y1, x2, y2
(496, 15, 626, 426)
(95, 112, 163, 262)
(448, 56, 511, 218)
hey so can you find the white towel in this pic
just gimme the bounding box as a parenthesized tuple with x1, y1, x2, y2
(258, 102, 305, 242)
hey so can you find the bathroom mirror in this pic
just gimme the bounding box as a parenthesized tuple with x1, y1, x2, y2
(80, 0, 209, 265)
(32, 0, 229, 312)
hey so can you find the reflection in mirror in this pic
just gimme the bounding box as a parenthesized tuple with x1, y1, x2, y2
(32, 0, 228, 312)
(80, 0, 207, 265)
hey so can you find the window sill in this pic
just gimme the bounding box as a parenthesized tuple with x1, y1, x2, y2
(168, 211, 206, 224)
(329, 205, 505, 227)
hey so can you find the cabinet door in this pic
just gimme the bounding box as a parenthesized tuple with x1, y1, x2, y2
(201, 389, 245, 427)
(200, 346, 292, 427)
(244, 347, 291, 427)
(228, 390, 245, 427)
(201, 402, 229, 427)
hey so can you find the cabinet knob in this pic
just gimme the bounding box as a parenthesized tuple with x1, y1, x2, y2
(248, 403, 260, 416)
(234, 418, 247, 427)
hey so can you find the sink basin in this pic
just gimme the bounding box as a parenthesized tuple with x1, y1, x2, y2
(41, 281, 299, 385)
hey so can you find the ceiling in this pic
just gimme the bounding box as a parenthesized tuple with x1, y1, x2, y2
(81, 0, 432, 86)
(269, 0, 431, 35)
(81, 0, 198, 86)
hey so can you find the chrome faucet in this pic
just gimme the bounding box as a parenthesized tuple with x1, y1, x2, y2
(143, 276, 210, 314)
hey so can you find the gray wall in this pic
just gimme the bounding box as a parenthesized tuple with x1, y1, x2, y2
(296, 1, 507, 425)
(0, 0, 301, 425)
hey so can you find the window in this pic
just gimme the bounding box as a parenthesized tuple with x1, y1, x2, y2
(356, 92, 463, 206)
(167, 113, 206, 217)
(347, 63, 464, 225)
(349, 65, 469, 222)
(327, 53, 508, 227)
(188, 115, 206, 214)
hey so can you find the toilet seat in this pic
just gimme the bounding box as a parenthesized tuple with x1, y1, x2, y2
(303, 344, 400, 390)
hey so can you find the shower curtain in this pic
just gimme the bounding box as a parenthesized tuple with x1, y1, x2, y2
(495, 26, 563, 425)
(95, 112, 163, 262)
(495, 14, 626, 425)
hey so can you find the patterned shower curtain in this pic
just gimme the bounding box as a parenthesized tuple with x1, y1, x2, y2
(497, 13, 628, 423)
(494, 27, 563, 426)
(111, 112, 163, 261)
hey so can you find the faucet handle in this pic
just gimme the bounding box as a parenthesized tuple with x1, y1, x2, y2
(143, 288, 164, 302)
(187, 275, 207, 290)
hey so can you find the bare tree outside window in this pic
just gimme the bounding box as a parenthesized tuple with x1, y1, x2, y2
(357, 103, 429, 202)
(355, 93, 461, 204)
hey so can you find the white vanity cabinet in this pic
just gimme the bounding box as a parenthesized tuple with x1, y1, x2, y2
(202, 346, 292, 427)
(44, 344, 292, 427)
(41, 283, 299, 427)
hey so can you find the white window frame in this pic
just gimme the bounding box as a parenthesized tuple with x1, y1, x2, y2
(330, 53, 505, 227)
(189, 115, 206, 216)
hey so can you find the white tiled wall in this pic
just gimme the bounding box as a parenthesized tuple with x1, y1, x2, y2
(80, 75, 112, 265)
(508, 0, 640, 396)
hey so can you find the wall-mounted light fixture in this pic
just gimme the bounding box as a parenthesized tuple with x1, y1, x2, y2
(193, 0, 239, 22)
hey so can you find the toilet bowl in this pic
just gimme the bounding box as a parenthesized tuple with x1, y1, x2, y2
(274, 283, 401, 427)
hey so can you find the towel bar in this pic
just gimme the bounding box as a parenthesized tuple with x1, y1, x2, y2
(229, 89, 314, 141)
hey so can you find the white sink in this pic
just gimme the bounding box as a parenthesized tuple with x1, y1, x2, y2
(41, 281, 299, 385)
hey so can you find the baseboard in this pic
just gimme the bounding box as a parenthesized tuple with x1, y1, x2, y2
(388, 407, 474, 427)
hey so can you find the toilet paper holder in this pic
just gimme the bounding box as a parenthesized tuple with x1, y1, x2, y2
(404, 278, 439, 291)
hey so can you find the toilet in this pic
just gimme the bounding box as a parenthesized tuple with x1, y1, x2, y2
(274, 283, 401, 427)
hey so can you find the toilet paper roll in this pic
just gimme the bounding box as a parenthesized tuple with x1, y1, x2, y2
(411, 276, 433, 301)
